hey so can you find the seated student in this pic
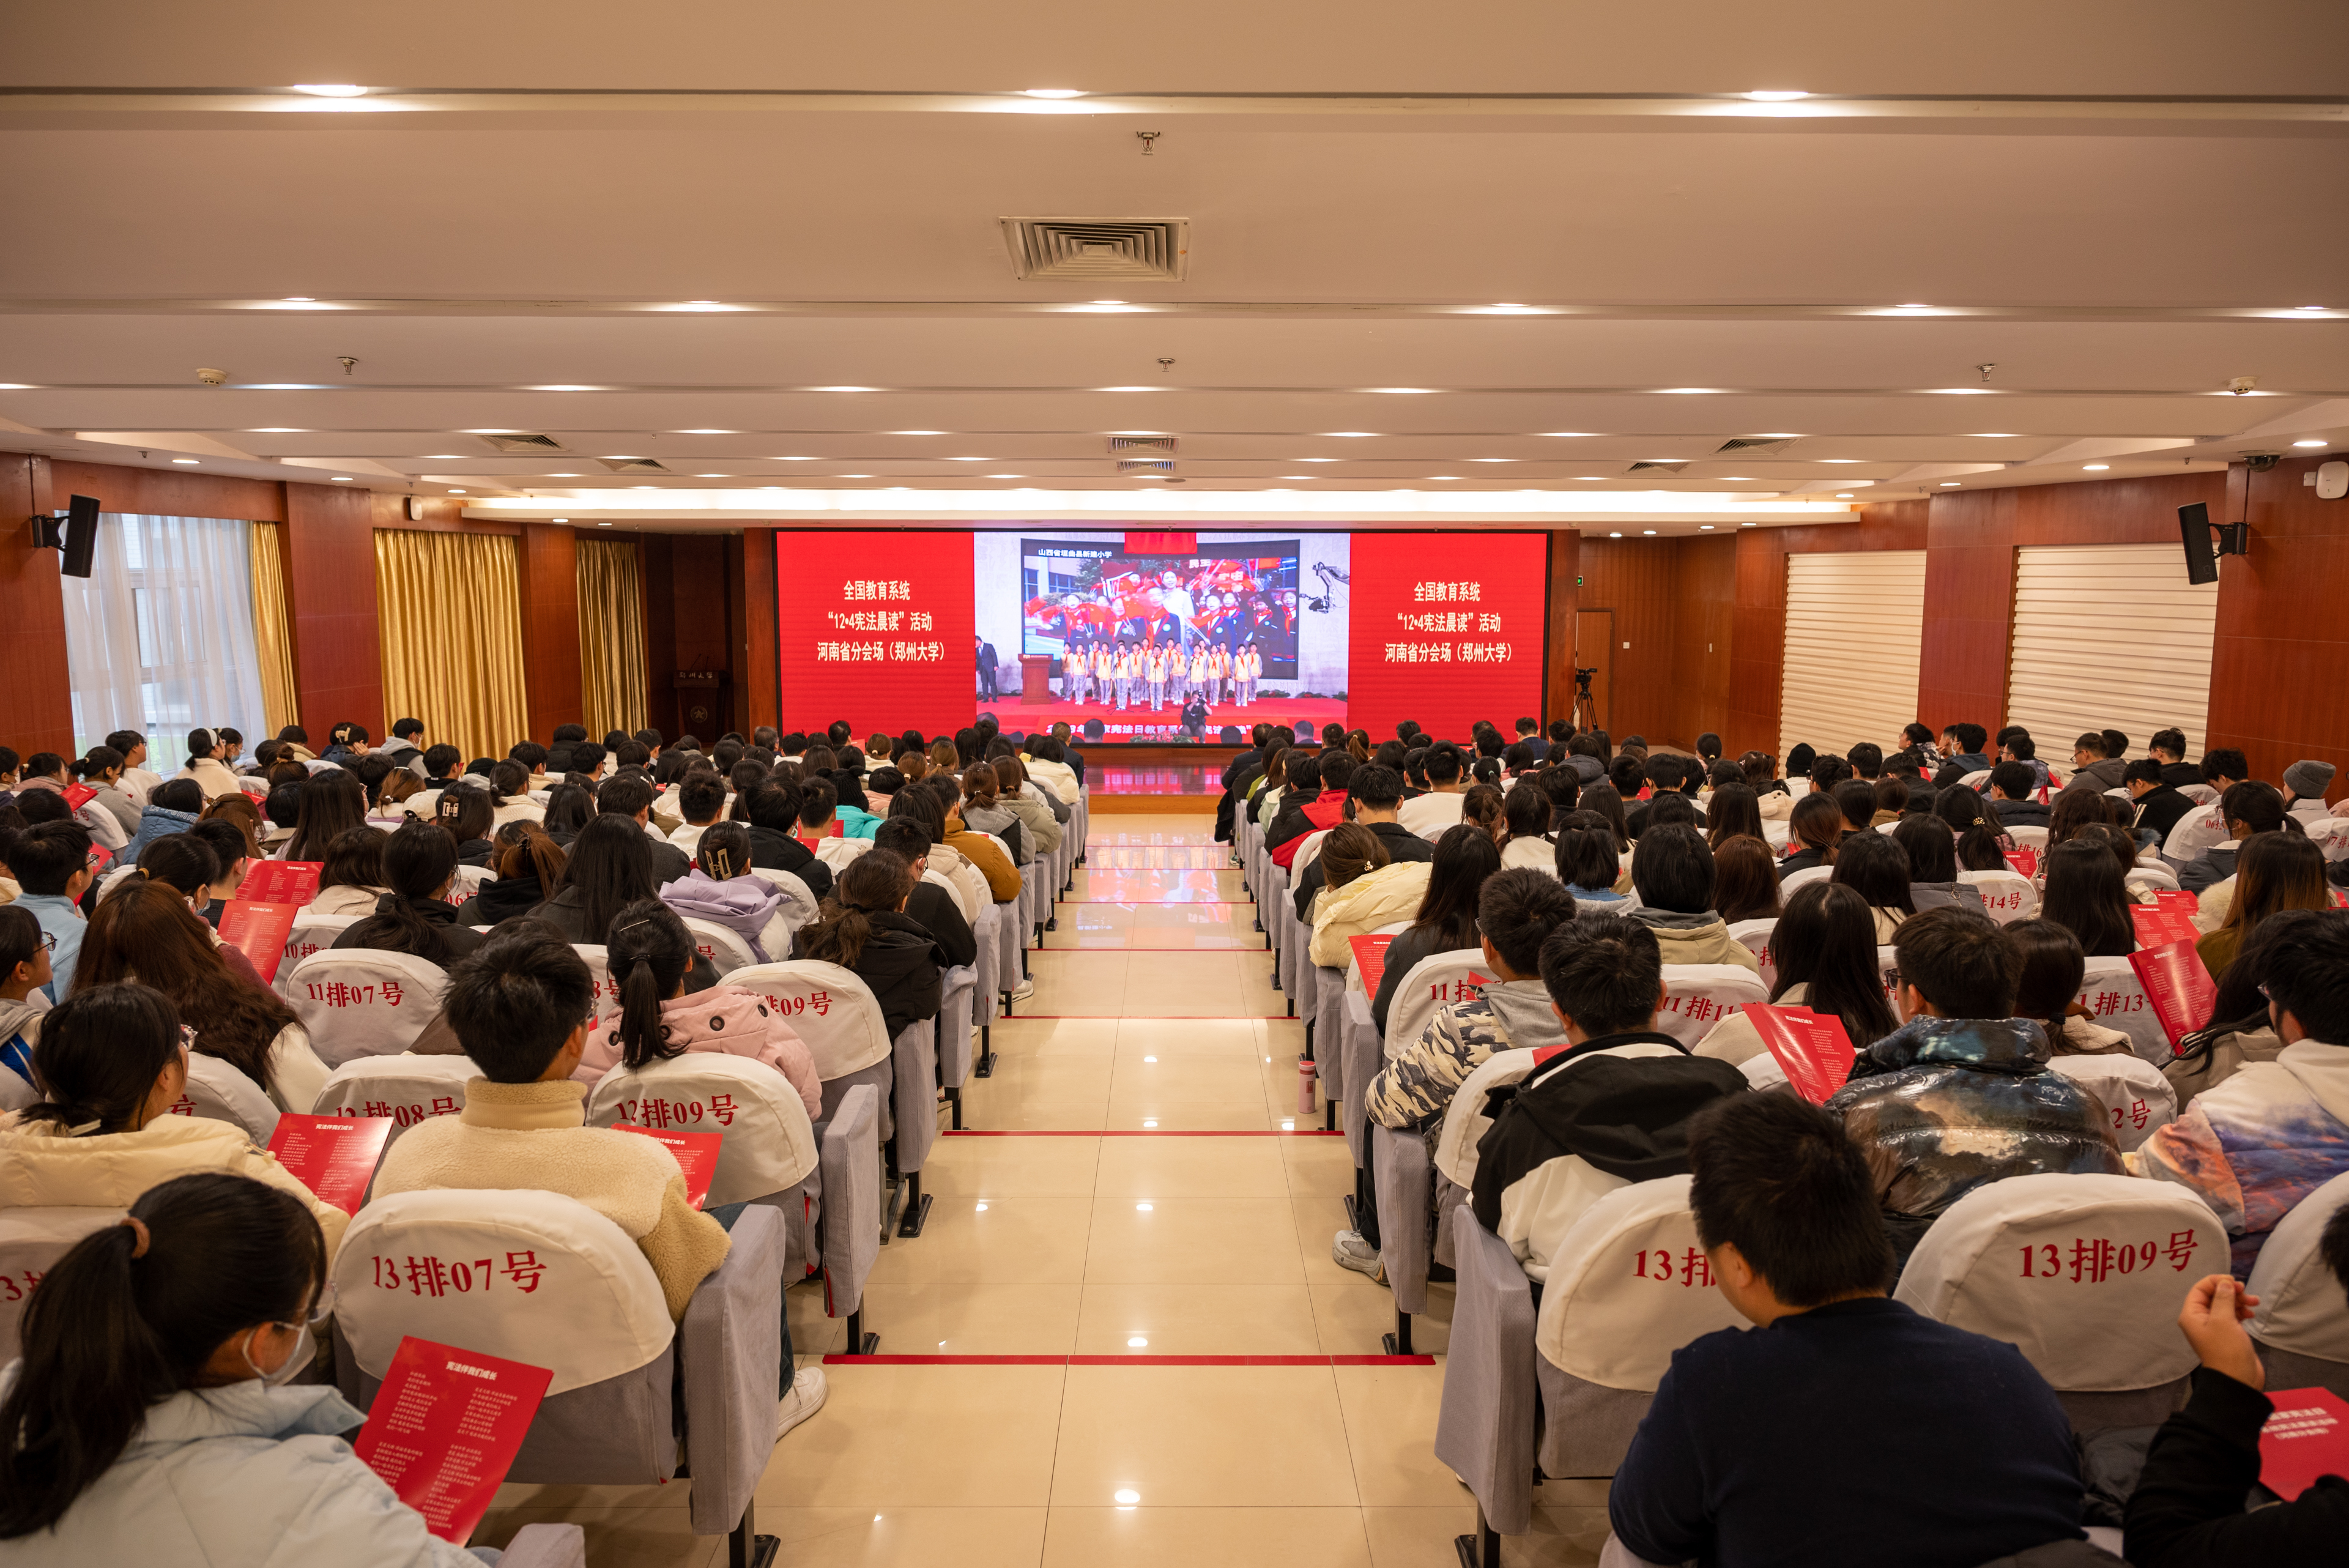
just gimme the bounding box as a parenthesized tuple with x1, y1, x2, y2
(1934, 781, 2016, 871)
(2036, 836, 2137, 959)
(122, 777, 205, 864)
(1471, 914, 1746, 1280)
(666, 770, 729, 856)
(2179, 779, 2297, 904)
(2196, 829, 2328, 983)
(281, 770, 369, 864)
(125, 836, 270, 992)
(455, 820, 566, 927)
(869, 819, 978, 970)
(1998, 727, 2052, 793)
(2005, 917, 2134, 1058)
(1264, 754, 1339, 863)
(2143, 728, 2197, 790)
(482, 759, 544, 830)
(188, 815, 257, 921)
(0, 1172, 492, 1567)
(1396, 741, 1472, 839)
(1491, 782, 1555, 872)
(2124, 757, 2199, 847)
(1827, 905, 2123, 1263)
(2139, 907, 2349, 1270)
(1307, 823, 1433, 968)
(792, 849, 943, 1040)
(1627, 825, 1762, 975)
(2276, 759, 2334, 828)
(883, 788, 987, 922)
(1826, 778, 1875, 839)
(2060, 730, 2132, 798)
(307, 826, 392, 917)
(579, 897, 821, 1115)
(1826, 828, 1917, 942)
(1929, 721, 1994, 789)
(1554, 812, 1634, 907)
(527, 814, 664, 943)
(1776, 793, 1846, 877)
(328, 819, 488, 967)
(1368, 824, 1502, 1035)
(1696, 883, 1898, 1066)
(658, 821, 789, 962)
(741, 781, 834, 900)
(0, 983, 345, 1251)
(1608, 1093, 2087, 1568)
(1887, 814, 1988, 918)
(0, 907, 51, 1112)
(1863, 775, 1907, 828)
(70, 746, 141, 844)
(991, 756, 1061, 859)
(2124, 1231, 2349, 1566)
(1710, 834, 1781, 924)
(8, 821, 91, 1001)
(1986, 758, 2050, 830)
(1808, 754, 1854, 800)
(926, 774, 1023, 908)
(1291, 764, 1434, 921)
(951, 768, 1026, 871)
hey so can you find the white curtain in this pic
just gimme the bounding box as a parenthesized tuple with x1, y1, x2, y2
(59, 513, 270, 764)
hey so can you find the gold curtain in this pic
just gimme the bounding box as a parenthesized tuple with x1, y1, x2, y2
(247, 520, 300, 734)
(576, 537, 648, 737)
(374, 529, 529, 763)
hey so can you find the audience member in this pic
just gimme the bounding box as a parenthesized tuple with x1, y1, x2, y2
(330, 819, 486, 968)
(1890, 814, 1989, 917)
(2124, 757, 2199, 847)
(281, 771, 368, 863)
(1778, 793, 1844, 876)
(2196, 828, 2328, 983)
(1935, 784, 2014, 871)
(1307, 822, 1432, 966)
(793, 849, 943, 1039)
(1554, 811, 1631, 906)
(2039, 836, 2137, 957)
(1608, 1093, 2087, 1568)
(1397, 740, 1471, 838)
(2181, 780, 2300, 911)
(869, 819, 978, 967)
(1987, 759, 2050, 828)
(2060, 731, 2131, 797)
(8, 821, 92, 1001)
(1369, 823, 1502, 1035)
(1709, 835, 1781, 925)
(1493, 781, 1554, 871)
(1627, 825, 1761, 974)
(1290, 764, 1433, 918)
(1827, 829, 1917, 941)
(2005, 917, 2132, 1058)
(0, 906, 51, 1112)
(2147, 729, 2200, 790)
(1697, 883, 1898, 1066)
(456, 820, 566, 926)
(123, 778, 205, 863)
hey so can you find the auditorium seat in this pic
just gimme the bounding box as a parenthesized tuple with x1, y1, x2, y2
(176, 1050, 280, 1144)
(1726, 916, 1777, 988)
(2044, 1053, 2176, 1153)
(2247, 1170, 2349, 1397)
(276, 910, 363, 990)
(1653, 965, 1770, 1049)
(1380, 948, 1490, 1061)
(2071, 955, 2169, 1064)
(678, 915, 757, 978)
(1778, 864, 1833, 896)
(281, 949, 451, 1066)
(1957, 869, 2038, 923)
(0, 1206, 122, 1360)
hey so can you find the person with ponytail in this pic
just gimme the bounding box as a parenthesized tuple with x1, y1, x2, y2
(793, 848, 943, 1039)
(130, 833, 267, 984)
(0, 1173, 486, 1564)
(954, 764, 1026, 865)
(431, 782, 495, 865)
(2195, 828, 2329, 981)
(1494, 780, 1554, 871)
(486, 757, 545, 827)
(584, 897, 819, 1114)
(330, 819, 486, 967)
(1934, 783, 2014, 873)
(70, 745, 143, 839)
(173, 726, 243, 803)
(319, 719, 369, 764)
(456, 819, 567, 927)
(0, 983, 346, 1251)
(656, 820, 792, 962)
(308, 825, 392, 917)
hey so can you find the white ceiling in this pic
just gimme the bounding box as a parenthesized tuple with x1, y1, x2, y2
(2, 1, 2344, 533)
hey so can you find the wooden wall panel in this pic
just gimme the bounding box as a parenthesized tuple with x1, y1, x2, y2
(1915, 488, 2016, 734)
(1574, 537, 1682, 745)
(1542, 529, 1579, 729)
(43, 458, 287, 523)
(514, 523, 582, 745)
(1669, 535, 1737, 752)
(0, 453, 75, 756)
(282, 481, 384, 741)
(2208, 455, 2349, 806)
(735, 529, 779, 738)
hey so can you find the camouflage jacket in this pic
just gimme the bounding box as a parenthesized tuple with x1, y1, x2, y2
(1365, 979, 1568, 1133)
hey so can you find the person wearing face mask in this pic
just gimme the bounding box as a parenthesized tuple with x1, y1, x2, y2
(0, 983, 346, 1255)
(0, 1171, 495, 1566)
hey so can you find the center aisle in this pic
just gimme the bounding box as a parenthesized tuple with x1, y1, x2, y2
(484, 814, 1607, 1566)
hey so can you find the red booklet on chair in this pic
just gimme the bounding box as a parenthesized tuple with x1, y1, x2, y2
(236, 860, 322, 906)
(2129, 939, 2217, 1052)
(218, 899, 301, 983)
(265, 1113, 395, 1214)
(2258, 1388, 2349, 1501)
(353, 1336, 553, 1544)
(609, 1123, 723, 1209)
(1742, 1005, 1857, 1104)
(2129, 905, 2202, 951)
(2152, 888, 2200, 916)
(2003, 847, 2039, 880)
(1348, 934, 1396, 998)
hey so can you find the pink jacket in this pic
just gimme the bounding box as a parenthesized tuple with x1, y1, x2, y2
(581, 986, 822, 1120)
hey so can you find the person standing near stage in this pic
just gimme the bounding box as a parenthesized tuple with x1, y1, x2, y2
(1237, 642, 1258, 707)
(976, 634, 1001, 702)
(1065, 631, 1089, 706)
(1145, 642, 1166, 712)
(1211, 642, 1233, 705)
(1097, 641, 1116, 712)
(1189, 641, 1210, 705)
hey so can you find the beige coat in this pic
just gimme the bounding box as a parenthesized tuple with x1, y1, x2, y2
(176, 757, 245, 803)
(1026, 757, 1081, 804)
(1310, 861, 1434, 967)
(1641, 913, 1764, 976)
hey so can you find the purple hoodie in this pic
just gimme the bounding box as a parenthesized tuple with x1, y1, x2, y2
(658, 868, 785, 962)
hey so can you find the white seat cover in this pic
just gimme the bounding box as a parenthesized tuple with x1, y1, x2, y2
(1958, 769, 1992, 791)
(2178, 784, 2220, 806)
(1534, 1175, 1747, 1389)
(1874, 945, 1901, 1005)
(722, 960, 891, 1079)
(0, 1206, 122, 1361)
(1958, 870, 2038, 924)
(1894, 1172, 2227, 1392)
(1382, 948, 1491, 1060)
(679, 916, 757, 978)
(762, 869, 820, 940)
(2306, 819, 2349, 864)
(2044, 1053, 2177, 1153)
(175, 1052, 280, 1145)
(587, 1051, 817, 1204)
(1433, 1046, 1542, 1191)
(283, 949, 451, 1066)
(2164, 804, 2227, 864)
(1653, 965, 1770, 1049)
(2008, 825, 2050, 849)
(2248, 1170, 2349, 1364)
(2126, 863, 2181, 893)
(1293, 828, 1331, 882)
(312, 1053, 477, 1151)
(336, 1190, 675, 1396)
(574, 945, 620, 1049)
(1726, 918, 1777, 991)
(446, 864, 495, 905)
(277, 912, 363, 992)
(2072, 955, 2170, 1065)
(1778, 865, 1832, 896)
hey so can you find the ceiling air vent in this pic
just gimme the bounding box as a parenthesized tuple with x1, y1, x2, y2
(475, 432, 566, 454)
(596, 457, 673, 475)
(1715, 436, 1797, 458)
(1626, 461, 1688, 475)
(1116, 459, 1176, 474)
(1001, 218, 1190, 281)
(1108, 437, 1178, 454)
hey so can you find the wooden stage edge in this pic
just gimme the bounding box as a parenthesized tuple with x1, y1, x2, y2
(1090, 792, 1219, 814)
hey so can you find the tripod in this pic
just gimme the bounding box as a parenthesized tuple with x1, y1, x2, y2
(1570, 665, 1599, 732)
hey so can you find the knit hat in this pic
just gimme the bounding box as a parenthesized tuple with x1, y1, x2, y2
(1785, 743, 1817, 778)
(2283, 759, 2336, 800)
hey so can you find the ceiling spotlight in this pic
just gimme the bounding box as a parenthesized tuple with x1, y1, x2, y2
(1642, 529, 1657, 535)
(1608, 531, 1624, 538)
(290, 84, 367, 97)
(172, 458, 199, 464)
(812, 385, 880, 393)
(1834, 492, 1854, 499)
(2083, 463, 2110, 470)
(1430, 475, 1461, 481)
(695, 473, 727, 478)
(1281, 475, 1313, 480)
(2293, 439, 2328, 448)
(1466, 458, 1513, 463)
(1323, 432, 1379, 438)
(987, 474, 1025, 478)
(1718, 476, 1754, 481)
(1941, 481, 1962, 486)
(247, 428, 308, 433)
(1022, 88, 1085, 98)
(1575, 476, 1606, 480)
(841, 474, 872, 478)
(1542, 433, 1598, 438)
(547, 472, 579, 477)
(448, 488, 465, 494)
(675, 429, 735, 435)
(1745, 89, 1809, 101)
(332, 476, 354, 481)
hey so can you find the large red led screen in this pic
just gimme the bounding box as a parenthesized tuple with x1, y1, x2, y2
(775, 530, 978, 739)
(1344, 532, 1548, 742)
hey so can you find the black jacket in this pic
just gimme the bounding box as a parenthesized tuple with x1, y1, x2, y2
(332, 893, 489, 966)
(2132, 784, 2199, 845)
(2160, 760, 2205, 791)
(1293, 820, 1436, 923)
(456, 836, 496, 868)
(746, 825, 834, 901)
(800, 909, 942, 1040)
(1931, 752, 1992, 789)
(524, 886, 719, 989)
(1469, 1033, 1746, 1243)
(1778, 845, 1830, 878)
(456, 869, 549, 928)
(907, 880, 978, 968)
(1992, 796, 2052, 829)
(2124, 1366, 2348, 1567)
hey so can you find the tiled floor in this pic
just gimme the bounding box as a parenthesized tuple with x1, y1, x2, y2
(475, 814, 1604, 1566)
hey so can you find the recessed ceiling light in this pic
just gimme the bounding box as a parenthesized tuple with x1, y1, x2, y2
(290, 84, 367, 97)
(1542, 433, 1598, 438)
(1717, 476, 1754, 481)
(1745, 89, 1809, 101)
(1659, 387, 1721, 395)
(696, 473, 727, 478)
(551, 518, 568, 523)
(1323, 432, 1378, 438)
(632, 485, 660, 490)
(946, 456, 990, 461)
(448, 488, 465, 494)
(1819, 459, 1865, 464)
(774, 456, 820, 461)
(171, 458, 199, 464)
(1367, 387, 1437, 394)
(1113, 1489, 1141, 1505)
(812, 385, 880, 393)
(1466, 458, 1513, 463)
(1833, 492, 1854, 498)
(547, 472, 579, 477)
(1099, 385, 1158, 393)
(247, 428, 308, 433)
(1608, 530, 1624, 537)
(1575, 475, 1606, 480)
(1281, 475, 1314, 480)
(1742, 521, 1756, 527)
(1924, 387, 1997, 395)
(2293, 439, 2328, 448)
(2083, 463, 2110, 470)
(987, 474, 1025, 479)
(1642, 529, 1657, 535)
(1895, 303, 1931, 309)
(1135, 1202, 1153, 1212)
(1091, 299, 1124, 305)
(532, 385, 600, 393)
(1970, 433, 2022, 438)
(1022, 88, 1085, 98)
(1430, 475, 1461, 481)
(891, 431, 946, 436)
(1294, 457, 1340, 463)
(331, 475, 353, 481)
(668, 300, 732, 311)
(675, 429, 735, 435)
(841, 474, 872, 478)
(1940, 481, 1962, 486)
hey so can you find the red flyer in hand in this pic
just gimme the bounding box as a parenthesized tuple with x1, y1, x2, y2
(1349, 933, 1396, 998)
(1743, 1005, 1857, 1104)
(2257, 1388, 2349, 1501)
(2004, 847, 2039, 880)
(266, 1113, 395, 1213)
(61, 782, 97, 811)
(219, 899, 301, 983)
(2153, 888, 2200, 916)
(353, 1336, 553, 1544)
(2130, 939, 2217, 1050)
(237, 860, 322, 906)
(2129, 905, 2202, 951)
(609, 1123, 723, 1209)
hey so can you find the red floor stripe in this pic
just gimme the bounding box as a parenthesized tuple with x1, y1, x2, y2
(943, 1128, 1343, 1137)
(823, 1353, 1434, 1367)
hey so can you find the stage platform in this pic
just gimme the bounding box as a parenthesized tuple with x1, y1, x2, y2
(985, 693, 1343, 746)
(1079, 747, 1240, 813)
